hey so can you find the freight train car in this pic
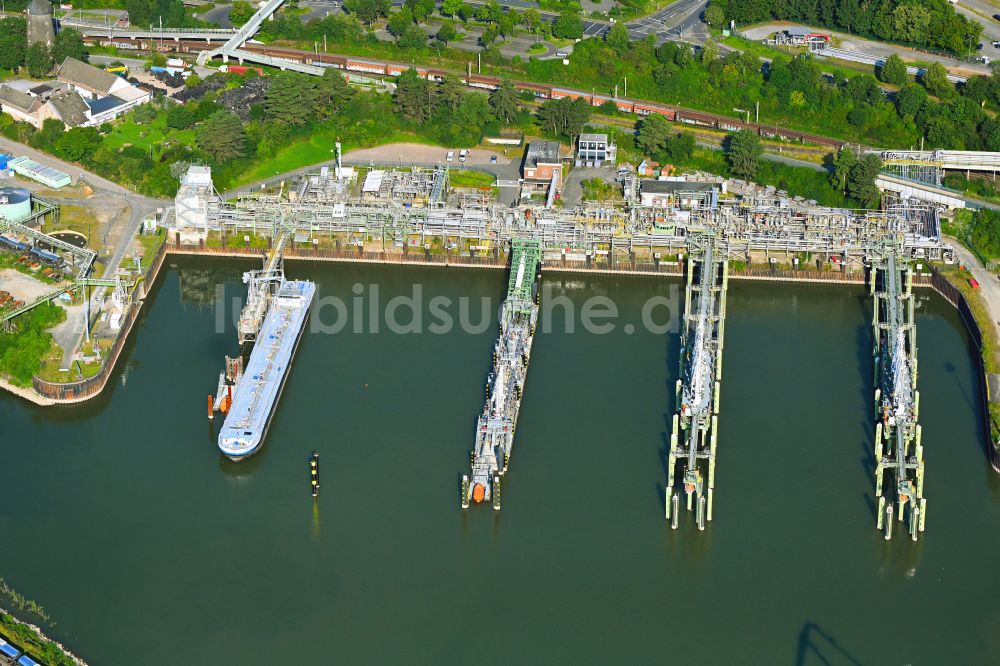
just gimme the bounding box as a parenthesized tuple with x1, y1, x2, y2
(87, 38, 847, 150)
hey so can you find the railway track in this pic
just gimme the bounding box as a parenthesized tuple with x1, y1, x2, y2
(87, 36, 857, 152)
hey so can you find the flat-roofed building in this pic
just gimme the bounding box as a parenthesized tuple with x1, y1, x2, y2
(575, 133, 616, 167)
(521, 140, 563, 197)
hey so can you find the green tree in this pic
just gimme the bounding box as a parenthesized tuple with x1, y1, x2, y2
(343, 0, 391, 25)
(25, 43, 53, 78)
(701, 39, 719, 65)
(878, 54, 907, 86)
(52, 28, 88, 64)
(663, 131, 695, 161)
(497, 12, 517, 39)
(437, 74, 465, 112)
(196, 110, 247, 163)
(0, 18, 27, 71)
(724, 129, 762, 180)
(636, 114, 672, 154)
(605, 21, 629, 53)
(846, 153, 882, 206)
(436, 20, 459, 44)
(394, 67, 435, 122)
(536, 96, 590, 137)
(522, 8, 542, 41)
(489, 78, 519, 123)
(829, 146, 856, 192)
(441, 0, 464, 17)
(892, 4, 930, 44)
(31, 118, 64, 150)
(894, 82, 928, 117)
(921, 62, 953, 98)
(553, 11, 583, 39)
(54, 126, 101, 162)
(476, 0, 502, 24)
(404, 0, 435, 22)
(317, 68, 354, 115)
(166, 103, 195, 129)
(184, 74, 201, 88)
(388, 7, 414, 37)
(229, 0, 255, 25)
(704, 4, 725, 26)
(398, 23, 427, 48)
(265, 73, 320, 124)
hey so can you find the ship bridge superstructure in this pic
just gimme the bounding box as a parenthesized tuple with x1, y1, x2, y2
(871, 244, 926, 540)
(666, 232, 729, 530)
(462, 238, 542, 510)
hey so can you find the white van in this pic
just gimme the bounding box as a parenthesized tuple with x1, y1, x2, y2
(459, 149, 468, 162)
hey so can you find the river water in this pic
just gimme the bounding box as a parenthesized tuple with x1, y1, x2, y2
(1, 257, 999, 665)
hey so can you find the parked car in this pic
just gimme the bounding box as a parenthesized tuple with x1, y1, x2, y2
(490, 154, 497, 164)
(994, 13, 1000, 20)
(992, 40, 1000, 49)
(976, 42, 984, 51)
(459, 149, 468, 162)
(446, 151, 454, 162)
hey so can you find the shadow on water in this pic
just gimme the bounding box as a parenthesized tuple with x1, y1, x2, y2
(217, 446, 270, 478)
(874, 531, 924, 577)
(855, 314, 876, 521)
(658, 306, 682, 511)
(795, 621, 866, 666)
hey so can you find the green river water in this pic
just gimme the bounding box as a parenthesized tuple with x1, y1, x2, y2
(1, 257, 999, 665)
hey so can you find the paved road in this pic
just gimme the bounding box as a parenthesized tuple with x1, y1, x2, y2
(220, 143, 520, 199)
(627, 0, 708, 43)
(741, 22, 990, 77)
(956, 0, 1000, 58)
(948, 236, 1000, 346)
(0, 138, 168, 360)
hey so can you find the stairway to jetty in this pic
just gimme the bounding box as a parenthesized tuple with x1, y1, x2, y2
(871, 245, 926, 541)
(666, 232, 729, 530)
(461, 238, 542, 510)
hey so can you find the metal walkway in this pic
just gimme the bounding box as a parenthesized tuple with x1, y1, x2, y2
(665, 232, 729, 530)
(196, 0, 289, 66)
(461, 238, 542, 510)
(870, 246, 926, 541)
(238, 230, 289, 344)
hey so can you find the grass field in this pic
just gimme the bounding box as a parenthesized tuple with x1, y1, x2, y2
(102, 113, 197, 157)
(448, 169, 496, 188)
(233, 129, 441, 189)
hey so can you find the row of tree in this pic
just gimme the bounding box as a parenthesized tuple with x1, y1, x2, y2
(709, 0, 982, 57)
(0, 20, 88, 74)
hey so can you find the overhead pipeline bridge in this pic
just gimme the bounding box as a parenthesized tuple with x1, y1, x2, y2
(665, 231, 728, 530)
(875, 173, 971, 210)
(58, 17, 235, 41)
(811, 45, 969, 83)
(870, 244, 926, 541)
(461, 238, 542, 511)
(197, 0, 288, 66)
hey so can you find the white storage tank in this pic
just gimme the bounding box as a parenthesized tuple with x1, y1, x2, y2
(0, 188, 31, 222)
